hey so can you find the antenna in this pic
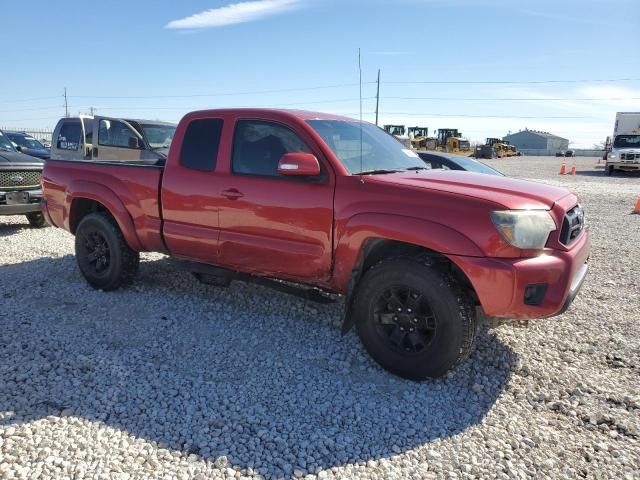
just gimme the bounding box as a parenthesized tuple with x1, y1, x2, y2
(359, 48, 364, 181)
(375, 69, 380, 126)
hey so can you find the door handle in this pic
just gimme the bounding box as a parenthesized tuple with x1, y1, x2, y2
(221, 188, 244, 200)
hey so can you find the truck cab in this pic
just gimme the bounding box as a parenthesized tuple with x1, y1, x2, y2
(606, 112, 640, 175)
(50, 116, 176, 164)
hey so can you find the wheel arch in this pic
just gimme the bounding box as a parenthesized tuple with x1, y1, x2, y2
(335, 213, 482, 334)
(66, 181, 142, 251)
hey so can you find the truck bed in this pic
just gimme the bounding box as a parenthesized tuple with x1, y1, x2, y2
(42, 159, 166, 252)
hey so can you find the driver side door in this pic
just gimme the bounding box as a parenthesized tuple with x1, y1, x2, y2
(92, 116, 145, 162)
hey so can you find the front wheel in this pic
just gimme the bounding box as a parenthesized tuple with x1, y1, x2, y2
(353, 258, 476, 380)
(75, 212, 139, 290)
(606, 165, 614, 176)
(26, 212, 48, 228)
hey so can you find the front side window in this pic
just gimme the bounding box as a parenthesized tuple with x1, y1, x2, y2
(180, 119, 223, 171)
(57, 121, 82, 151)
(307, 120, 425, 174)
(232, 120, 312, 177)
(98, 119, 139, 148)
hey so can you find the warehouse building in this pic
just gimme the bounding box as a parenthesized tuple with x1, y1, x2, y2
(503, 129, 569, 155)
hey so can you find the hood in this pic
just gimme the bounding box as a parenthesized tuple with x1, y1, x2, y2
(0, 149, 45, 166)
(366, 169, 570, 210)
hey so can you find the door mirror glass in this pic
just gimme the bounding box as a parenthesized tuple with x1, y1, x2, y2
(277, 153, 321, 176)
(128, 136, 141, 149)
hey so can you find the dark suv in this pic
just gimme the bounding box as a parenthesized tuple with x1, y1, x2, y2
(0, 129, 47, 227)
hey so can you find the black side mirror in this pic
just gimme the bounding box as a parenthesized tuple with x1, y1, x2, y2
(128, 136, 141, 149)
(15, 145, 23, 152)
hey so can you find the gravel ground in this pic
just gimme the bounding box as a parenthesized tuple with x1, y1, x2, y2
(1, 156, 639, 479)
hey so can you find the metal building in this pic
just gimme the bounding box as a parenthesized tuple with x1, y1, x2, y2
(503, 129, 569, 155)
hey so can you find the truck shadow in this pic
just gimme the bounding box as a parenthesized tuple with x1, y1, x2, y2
(0, 255, 517, 477)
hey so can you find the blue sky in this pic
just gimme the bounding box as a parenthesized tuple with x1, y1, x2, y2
(1, 0, 639, 147)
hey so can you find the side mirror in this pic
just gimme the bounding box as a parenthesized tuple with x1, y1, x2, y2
(277, 153, 321, 176)
(128, 136, 141, 149)
(15, 145, 23, 152)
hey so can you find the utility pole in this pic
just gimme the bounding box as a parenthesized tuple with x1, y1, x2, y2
(64, 88, 69, 117)
(375, 69, 381, 126)
(89, 106, 96, 116)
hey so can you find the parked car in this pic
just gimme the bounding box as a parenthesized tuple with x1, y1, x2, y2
(50, 116, 176, 163)
(5, 131, 51, 159)
(417, 151, 504, 176)
(555, 151, 565, 157)
(42, 108, 590, 380)
(564, 150, 575, 157)
(0, 129, 47, 227)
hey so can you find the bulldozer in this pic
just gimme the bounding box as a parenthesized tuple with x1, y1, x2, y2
(407, 126, 431, 150)
(485, 138, 509, 157)
(383, 124, 411, 148)
(434, 128, 473, 155)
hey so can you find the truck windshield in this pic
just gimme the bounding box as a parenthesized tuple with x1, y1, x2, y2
(141, 124, 176, 149)
(0, 131, 16, 152)
(307, 120, 425, 174)
(613, 135, 640, 148)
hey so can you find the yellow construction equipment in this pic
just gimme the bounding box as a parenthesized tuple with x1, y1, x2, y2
(383, 124, 411, 148)
(433, 128, 473, 155)
(407, 126, 430, 150)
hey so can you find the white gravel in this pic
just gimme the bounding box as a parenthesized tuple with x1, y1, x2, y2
(1, 156, 639, 479)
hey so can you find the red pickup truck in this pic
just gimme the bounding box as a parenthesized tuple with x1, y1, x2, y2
(42, 109, 590, 380)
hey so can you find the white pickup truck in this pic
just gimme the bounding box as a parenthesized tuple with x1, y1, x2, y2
(50, 116, 176, 163)
(606, 112, 640, 175)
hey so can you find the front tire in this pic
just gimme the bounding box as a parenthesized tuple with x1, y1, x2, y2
(353, 258, 476, 380)
(75, 212, 139, 291)
(26, 212, 48, 228)
(606, 165, 614, 176)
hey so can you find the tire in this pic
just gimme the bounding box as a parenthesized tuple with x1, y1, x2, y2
(606, 165, 614, 176)
(26, 212, 48, 228)
(74, 212, 139, 291)
(353, 257, 476, 380)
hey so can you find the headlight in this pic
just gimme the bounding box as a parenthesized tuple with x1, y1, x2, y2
(607, 153, 617, 160)
(491, 210, 556, 249)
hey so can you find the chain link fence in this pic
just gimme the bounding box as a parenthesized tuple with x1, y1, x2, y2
(0, 127, 54, 146)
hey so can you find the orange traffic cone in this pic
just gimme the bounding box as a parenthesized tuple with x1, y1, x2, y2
(559, 162, 566, 175)
(570, 164, 576, 176)
(633, 198, 640, 214)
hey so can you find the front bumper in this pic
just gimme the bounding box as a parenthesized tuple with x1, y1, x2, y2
(451, 230, 591, 319)
(0, 189, 43, 215)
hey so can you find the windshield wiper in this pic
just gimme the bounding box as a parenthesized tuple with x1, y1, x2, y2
(405, 166, 429, 171)
(356, 169, 403, 175)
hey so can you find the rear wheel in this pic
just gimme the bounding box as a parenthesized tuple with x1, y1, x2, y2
(75, 212, 139, 290)
(26, 212, 48, 228)
(353, 258, 476, 380)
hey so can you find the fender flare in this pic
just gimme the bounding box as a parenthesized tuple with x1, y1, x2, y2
(333, 213, 483, 334)
(65, 180, 143, 251)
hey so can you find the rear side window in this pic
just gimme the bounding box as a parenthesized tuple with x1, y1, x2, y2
(180, 119, 224, 171)
(57, 121, 82, 151)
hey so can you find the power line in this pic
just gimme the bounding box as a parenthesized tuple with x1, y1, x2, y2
(381, 112, 591, 119)
(0, 96, 61, 105)
(383, 77, 640, 85)
(385, 96, 640, 101)
(70, 82, 377, 100)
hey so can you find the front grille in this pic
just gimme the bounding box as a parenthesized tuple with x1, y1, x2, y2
(0, 170, 41, 189)
(560, 205, 585, 246)
(620, 153, 640, 161)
